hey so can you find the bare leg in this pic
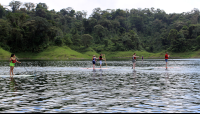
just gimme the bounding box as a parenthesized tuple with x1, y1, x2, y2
(10, 66, 14, 75)
(93, 64, 95, 69)
(12, 67, 14, 75)
(10, 66, 12, 75)
(133, 63, 136, 70)
(132, 63, 134, 69)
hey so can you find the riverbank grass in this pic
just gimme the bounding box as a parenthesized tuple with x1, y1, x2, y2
(15, 46, 99, 60)
(0, 48, 11, 60)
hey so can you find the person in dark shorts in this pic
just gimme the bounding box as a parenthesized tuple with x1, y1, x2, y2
(92, 55, 97, 69)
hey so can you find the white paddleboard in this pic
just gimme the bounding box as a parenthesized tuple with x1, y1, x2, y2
(0, 75, 34, 78)
(136, 68, 154, 70)
(80, 68, 109, 70)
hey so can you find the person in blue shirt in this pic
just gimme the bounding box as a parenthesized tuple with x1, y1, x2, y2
(92, 55, 97, 69)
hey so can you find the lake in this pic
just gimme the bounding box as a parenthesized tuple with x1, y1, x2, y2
(0, 59, 200, 113)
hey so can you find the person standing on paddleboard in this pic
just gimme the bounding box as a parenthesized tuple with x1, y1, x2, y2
(99, 54, 105, 68)
(92, 55, 97, 70)
(165, 52, 170, 70)
(132, 53, 139, 70)
(9, 54, 21, 76)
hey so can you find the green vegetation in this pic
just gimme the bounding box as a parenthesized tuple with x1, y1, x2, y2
(15, 46, 99, 60)
(1, 1, 200, 60)
(13, 47, 200, 60)
(0, 47, 11, 60)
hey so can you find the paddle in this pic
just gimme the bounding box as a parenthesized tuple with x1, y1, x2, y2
(15, 56, 28, 73)
(171, 58, 177, 66)
(102, 54, 107, 67)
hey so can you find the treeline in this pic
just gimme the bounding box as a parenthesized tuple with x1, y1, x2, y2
(1, 1, 200, 53)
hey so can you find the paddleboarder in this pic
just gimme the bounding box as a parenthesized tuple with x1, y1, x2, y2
(9, 54, 21, 76)
(92, 55, 97, 70)
(132, 53, 139, 70)
(165, 52, 170, 70)
(99, 54, 105, 68)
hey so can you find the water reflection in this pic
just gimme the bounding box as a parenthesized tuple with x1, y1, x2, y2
(10, 76, 17, 92)
(0, 59, 200, 113)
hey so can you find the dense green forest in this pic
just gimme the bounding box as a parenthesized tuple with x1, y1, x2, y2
(1, 0, 200, 55)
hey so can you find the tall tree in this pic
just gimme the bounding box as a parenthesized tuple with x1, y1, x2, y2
(0, 5, 6, 18)
(81, 34, 93, 47)
(24, 2, 35, 11)
(9, 0, 22, 13)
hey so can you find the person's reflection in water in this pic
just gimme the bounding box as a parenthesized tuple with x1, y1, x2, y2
(162, 72, 169, 97)
(92, 69, 103, 85)
(92, 69, 97, 84)
(165, 72, 169, 88)
(10, 76, 17, 92)
(10, 76, 18, 99)
(132, 70, 137, 90)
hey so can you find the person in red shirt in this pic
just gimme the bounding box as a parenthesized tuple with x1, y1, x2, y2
(99, 54, 105, 68)
(9, 54, 21, 76)
(132, 53, 139, 70)
(165, 52, 170, 70)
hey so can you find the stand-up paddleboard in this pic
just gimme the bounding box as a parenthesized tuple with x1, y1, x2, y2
(0, 75, 34, 78)
(134, 67, 154, 70)
(155, 67, 180, 69)
(80, 68, 109, 70)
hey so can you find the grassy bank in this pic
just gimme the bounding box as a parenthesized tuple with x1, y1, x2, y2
(102, 50, 200, 59)
(1, 46, 200, 61)
(0, 48, 11, 60)
(15, 46, 99, 60)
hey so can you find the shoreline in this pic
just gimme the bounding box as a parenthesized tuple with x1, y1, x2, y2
(1, 57, 200, 61)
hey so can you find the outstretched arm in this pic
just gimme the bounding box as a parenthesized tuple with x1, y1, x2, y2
(16, 60, 21, 63)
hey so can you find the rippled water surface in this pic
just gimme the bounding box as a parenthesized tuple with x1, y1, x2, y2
(0, 59, 200, 113)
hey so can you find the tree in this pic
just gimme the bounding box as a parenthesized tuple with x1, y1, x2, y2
(24, 2, 35, 11)
(0, 5, 6, 18)
(55, 36, 63, 46)
(9, 0, 22, 13)
(81, 34, 93, 47)
(64, 33, 73, 46)
(0, 19, 11, 50)
(167, 29, 178, 43)
(75, 11, 83, 20)
(173, 21, 185, 31)
(196, 35, 200, 47)
(36, 4, 47, 18)
(21, 16, 53, 52)
(94, 24, 105, 40)
(6, 12, 29, 28)
(71, 33, 81, 46)
(37, 3, 48, 10)
(91, 7, 102, 20)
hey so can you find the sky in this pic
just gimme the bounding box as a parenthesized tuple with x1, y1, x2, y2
(1, 0, 200, 18)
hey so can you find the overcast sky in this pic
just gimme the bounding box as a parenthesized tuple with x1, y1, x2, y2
(1, 0, 199, 17)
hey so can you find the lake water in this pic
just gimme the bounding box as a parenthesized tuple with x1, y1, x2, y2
(0, 59, 200, 113)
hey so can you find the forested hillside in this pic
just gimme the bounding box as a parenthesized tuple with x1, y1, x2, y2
(1, 1, 200, 54)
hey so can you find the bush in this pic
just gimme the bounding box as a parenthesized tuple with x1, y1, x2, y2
(54, 36, 63, 46)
